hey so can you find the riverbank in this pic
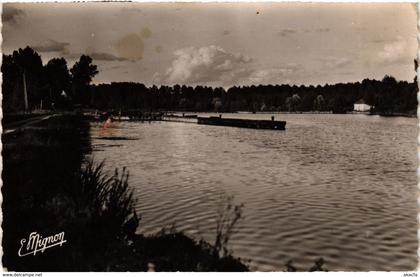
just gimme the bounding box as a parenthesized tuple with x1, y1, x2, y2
(371, 112, 417, 118)
(2, 114, 250, 271)
(162, 110, 417, 118)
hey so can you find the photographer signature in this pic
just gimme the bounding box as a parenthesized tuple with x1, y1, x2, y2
(18, 231, 66, 257)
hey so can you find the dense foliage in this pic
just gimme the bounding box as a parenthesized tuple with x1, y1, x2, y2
(88, 77, 417, 114)
(2, 47, 98, 112)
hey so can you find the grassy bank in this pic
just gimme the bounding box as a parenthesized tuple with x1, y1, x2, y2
(2, 114, 249, 271)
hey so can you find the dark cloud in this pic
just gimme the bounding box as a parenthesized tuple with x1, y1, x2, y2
(278, 28, 297, 37)
(280, 27, 329, 37)
(32, 40, 69, 53)
(89, 52, 128, 62)
(85, 46, 129, 61)
(45, 45, 130, 62)
(3, 6, 25, 24)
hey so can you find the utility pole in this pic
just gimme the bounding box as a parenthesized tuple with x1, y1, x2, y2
(22, 69, 29, 112)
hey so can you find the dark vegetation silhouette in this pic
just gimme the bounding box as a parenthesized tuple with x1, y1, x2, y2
(70, 55, 98, 105)
(88, 76, 417, 115)
(214, 196, 244, 258)
(2, 47, 98, 113)
(2, 46, 418, 116)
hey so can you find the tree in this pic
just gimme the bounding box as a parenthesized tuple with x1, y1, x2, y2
(286, 94, 301, 112)
(382, 75, 397, 86)
(44, 58, 71, 108)
(2, 54, 21, 112)
(70, 55, 98, 104)
(11, 47, 43, 111)
(313, 94, 326, 111)
(374, 75, 398, 113)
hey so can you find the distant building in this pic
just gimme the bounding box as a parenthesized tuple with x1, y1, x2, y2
(353, 99, 372, 112)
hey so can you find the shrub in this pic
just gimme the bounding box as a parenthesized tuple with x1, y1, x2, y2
(214, 195, 244, 258)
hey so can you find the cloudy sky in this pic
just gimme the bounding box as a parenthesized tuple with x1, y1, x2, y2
(2, 3, 418, 87)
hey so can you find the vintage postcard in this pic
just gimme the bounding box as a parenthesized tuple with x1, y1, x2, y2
(1, 2, 418, 272)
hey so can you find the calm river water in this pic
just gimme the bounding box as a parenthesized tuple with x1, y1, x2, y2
(91, 113, 417, 271)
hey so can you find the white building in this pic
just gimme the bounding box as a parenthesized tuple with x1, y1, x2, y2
(353, 99, 372, 112)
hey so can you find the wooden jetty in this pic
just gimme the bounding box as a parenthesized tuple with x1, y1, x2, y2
(86, 110, 286, 130)
(89, 110, 164, 121)
(165, 113, 198, 119)
(197, 115, 286, 130)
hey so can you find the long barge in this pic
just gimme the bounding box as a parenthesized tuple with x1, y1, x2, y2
(197, 116, 286, 130)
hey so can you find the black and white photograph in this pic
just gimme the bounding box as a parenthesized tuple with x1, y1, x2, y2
(1, 2, 418, 272)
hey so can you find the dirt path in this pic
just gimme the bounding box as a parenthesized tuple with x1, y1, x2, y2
(3, 114, 58, 135)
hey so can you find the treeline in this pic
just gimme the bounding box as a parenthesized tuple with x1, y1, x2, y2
(89, 77, 417, 114)
(2, 46, 417, 115)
